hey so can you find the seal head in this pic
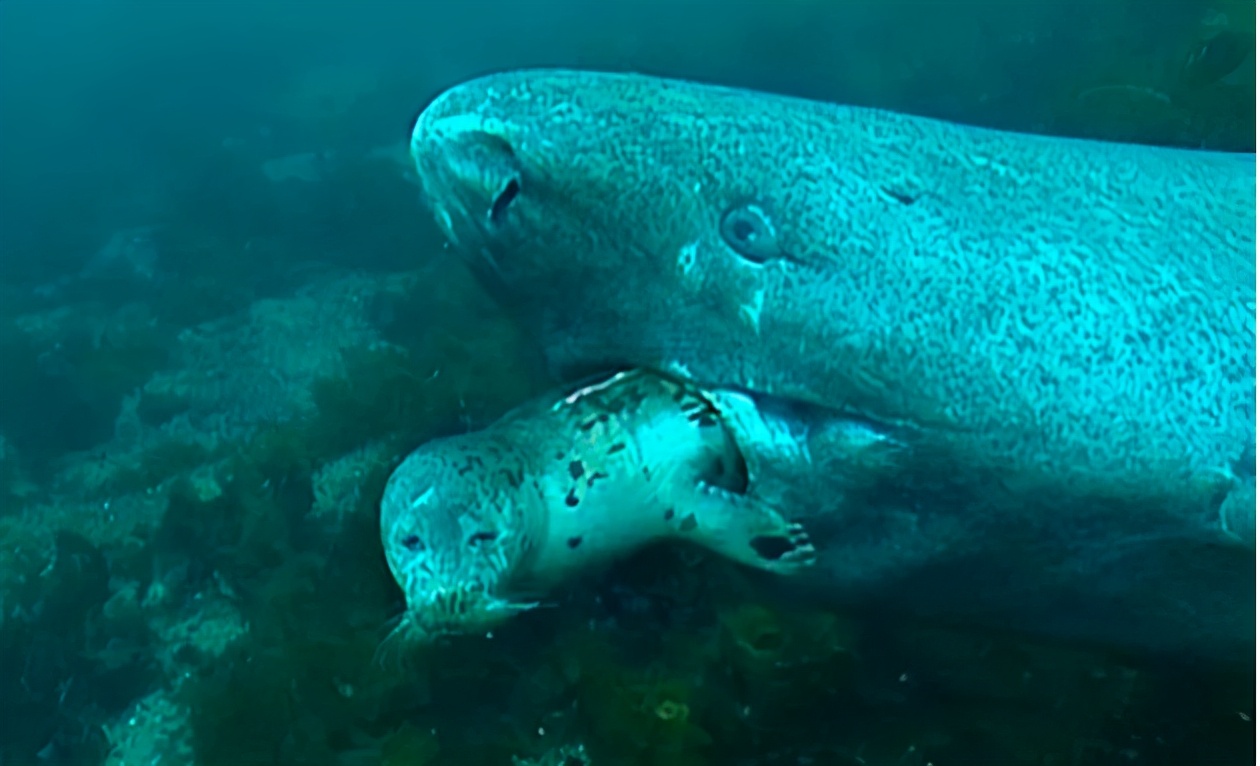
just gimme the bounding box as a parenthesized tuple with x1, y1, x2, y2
(380, 435, 541, 640)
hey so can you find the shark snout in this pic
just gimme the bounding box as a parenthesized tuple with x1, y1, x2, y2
(410, 84, 525, 249)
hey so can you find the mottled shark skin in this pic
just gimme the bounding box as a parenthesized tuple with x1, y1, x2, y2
(409, 69, 1256, 661)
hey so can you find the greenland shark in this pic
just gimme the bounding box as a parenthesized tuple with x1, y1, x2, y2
(407, 69, 1256, 661)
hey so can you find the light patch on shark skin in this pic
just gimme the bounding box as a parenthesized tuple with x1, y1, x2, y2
(677, 240, 699, 275)
(410, 486, 436, 509)
(740, 287, 766, 335)
(666, 360, 694, 381)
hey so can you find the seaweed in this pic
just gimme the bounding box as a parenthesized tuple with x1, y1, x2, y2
(0, 530, 160, 764)
(170, 415, 424, 766)
(308, 343, 447, 456)
(95, 438, 215, 498)
(0, 322, 109, 468)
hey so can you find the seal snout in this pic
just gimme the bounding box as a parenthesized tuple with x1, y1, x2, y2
(388, 537, 516, 636)
(402, 581, 536, 640)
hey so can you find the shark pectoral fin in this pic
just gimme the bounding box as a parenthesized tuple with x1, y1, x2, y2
(678, 482, 817, 574)
(1219, 475, 1256, 549)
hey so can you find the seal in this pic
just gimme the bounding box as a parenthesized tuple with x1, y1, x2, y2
(379, 369, 822, 641)
(407, 69, 1256, 659)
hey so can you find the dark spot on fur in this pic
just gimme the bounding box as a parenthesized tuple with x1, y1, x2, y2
(663, 508, 675, 521)
(607, 442, 626, 455)
(679, 514, 698, 532)
(457, 455, 484, 476)
(568, 460, 585, 479)
(565, 489, 579, 507)
(586, 471, 610, 487)
(642, 467, 651, 481)
(555, 451, 565, 460)
(567, 536, 583, 549)
(401, 534, 424, 552)
(579, 418, 598, 432)
(501, 467, 524, 489)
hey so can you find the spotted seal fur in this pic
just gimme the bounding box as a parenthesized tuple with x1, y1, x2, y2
(407, 69, 1256, 659)
(379, 369, 820, 640)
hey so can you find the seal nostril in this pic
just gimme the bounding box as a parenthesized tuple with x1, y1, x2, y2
(401, 534, 424, 552)
(489, 177, 520, 225)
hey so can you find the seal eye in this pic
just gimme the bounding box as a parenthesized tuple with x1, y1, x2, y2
(467, 531, 499, 547)
(401, 534, 425, 552)
(720, 203, 782, 263)
(489, 177, 520, 226)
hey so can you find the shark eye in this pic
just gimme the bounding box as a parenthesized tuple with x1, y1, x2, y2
(401, 534, 425, 552)
(720, 202, 782, 263)
(467, 531, 499, 547)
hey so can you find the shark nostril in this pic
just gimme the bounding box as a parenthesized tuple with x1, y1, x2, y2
(490, 177, 521, 225)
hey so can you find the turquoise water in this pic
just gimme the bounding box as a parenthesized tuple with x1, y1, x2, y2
(0, 1, 1253, 764)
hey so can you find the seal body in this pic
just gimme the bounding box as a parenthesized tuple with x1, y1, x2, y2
(380, 370, 816, 640)
(408, 69, 1256, 659)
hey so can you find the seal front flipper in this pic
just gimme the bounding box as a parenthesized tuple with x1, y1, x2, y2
(677, 481, 817, 574)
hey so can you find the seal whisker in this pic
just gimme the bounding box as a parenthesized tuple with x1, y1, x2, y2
(372, 613, 415, 672)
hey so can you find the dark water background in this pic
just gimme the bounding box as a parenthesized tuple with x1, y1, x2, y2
(0, 1, 1254, 764)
